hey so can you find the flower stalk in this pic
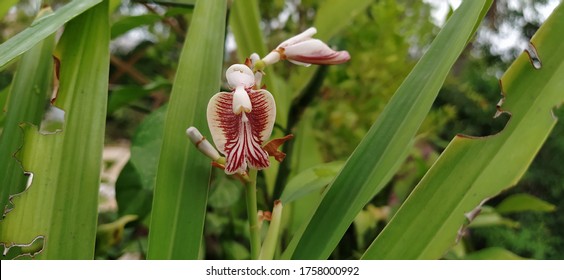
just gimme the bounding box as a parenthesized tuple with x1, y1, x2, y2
(259, 200, 283, 260)
(245, 168, 261, 260)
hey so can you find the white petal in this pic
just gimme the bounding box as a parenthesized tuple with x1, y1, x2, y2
(226, 64, 255, 88)
(232, 86, 252, 114)
(207, 90, 276, 174)
(287, 59, 311, 67)
(252, 89, 276, 143)
(261, 51, 281, 66)
(283, 39, 333, 57)
(254, 71, 263, 88)
(207, 92, 231, 155)
(277, 27, 317, 49)
(186, 126, 203, 144)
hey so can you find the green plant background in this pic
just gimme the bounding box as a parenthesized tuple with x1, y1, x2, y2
(0, 0, 562, 260)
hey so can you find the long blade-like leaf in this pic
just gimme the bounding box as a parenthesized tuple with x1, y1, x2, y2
(0, 9, 55, 217)
(362, 2, 564, 260)
(0, 0, 102, 68)
(146, 0, 226, 260)
(0, 0, 109, 259)
(313, 0, 373, 41)
(132, 0, 196, 6)
(284, 0, 493, 260)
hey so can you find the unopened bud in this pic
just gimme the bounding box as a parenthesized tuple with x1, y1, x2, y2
(186, 126, 221, 161)
(250, 53, 261, 66)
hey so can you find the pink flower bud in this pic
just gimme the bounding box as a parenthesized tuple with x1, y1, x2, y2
(262, 27, 350, 67)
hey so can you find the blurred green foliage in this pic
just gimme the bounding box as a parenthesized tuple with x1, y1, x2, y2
(1, 0, 561, 259)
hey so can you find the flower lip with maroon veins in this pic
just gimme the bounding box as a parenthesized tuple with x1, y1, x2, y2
(207, 64, 276, 175)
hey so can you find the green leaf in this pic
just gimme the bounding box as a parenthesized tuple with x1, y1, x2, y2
(290, 108, 325, 173)
(362, 2, 564, 260)
(95, 215, 138, 256)
(0, 0, 110, 259)
(464, 247, 527, 260)
(222, 241, 250, 260)
(111, 14, 163, 39)
(284, 0, 493, 260)
(108, 86, 148, 114)
(133, 0, 196, 7)
(0, 0, 103, 68)
(280, 161, 344, 204)
(0, 86, 9, 126)
(116, 163, 150, 218)
(129, 105, 167, 192)
(314, 0, 373, 42)
(108, 79, 170, 114)
(208, 175, 242, 209)
(115, 104, 167, 219)
(146, 0, 226, 260)
(0, 9, 55, 216)
(496, 193, 556, 214)
(0, 236, 44, 260)
(468, 207, 519, 228)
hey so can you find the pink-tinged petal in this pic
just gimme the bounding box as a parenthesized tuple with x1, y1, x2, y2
(290, 50, 350, 65)
(207, 90, 276, 174)
(277, 27, 317, 49)
(283, 39, 329, 57)
(284, 39, 350, 65)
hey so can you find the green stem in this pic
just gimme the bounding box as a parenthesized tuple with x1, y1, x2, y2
(259, 200, 283, 260)
(245, 169, 261, 260)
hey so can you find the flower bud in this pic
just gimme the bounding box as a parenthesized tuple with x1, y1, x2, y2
(186, 126, 221, 161)
(261, 27, 350, 67)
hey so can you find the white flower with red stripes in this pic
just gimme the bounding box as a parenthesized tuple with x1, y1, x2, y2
(206, 64, 276, 174)
(190, 27, 349, 175)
